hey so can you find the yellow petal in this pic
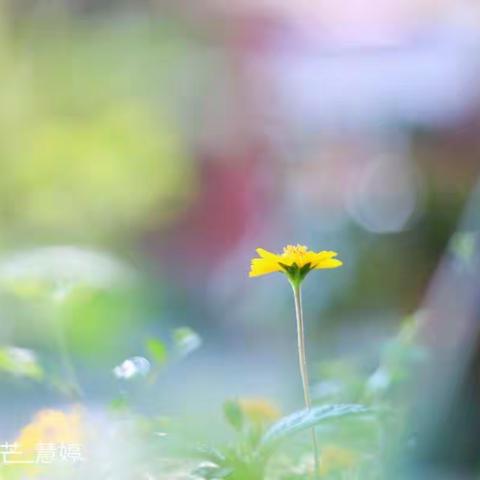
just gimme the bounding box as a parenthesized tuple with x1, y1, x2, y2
(256, 248, 279, 259)
(315, 250, 338, 259)
(249, 245, 343, 279)
(313, 258, 343, 269)
(249, 258, 282, 277)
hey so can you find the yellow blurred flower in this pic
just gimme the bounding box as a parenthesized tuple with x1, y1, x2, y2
(238, 397, 281, 425)
(15, 408, 84, 462)
(318, 445, 359, 476)
(249, 245, 342, 280)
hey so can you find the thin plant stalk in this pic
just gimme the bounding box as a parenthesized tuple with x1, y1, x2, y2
(291, 282, 320, 479)
(51, 306, 83, 400)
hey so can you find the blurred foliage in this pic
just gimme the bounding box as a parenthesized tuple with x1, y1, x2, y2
(188, 315, 430, 479)
(0, 346, 43, 381)
(0, 9, 195, 245)
(194, 401, 374, 480)
(146, 338, 168, 366)
(172, 326, 202, 358)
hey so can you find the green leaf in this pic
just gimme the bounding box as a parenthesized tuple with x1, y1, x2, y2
(0, 347, 43, 381)
(196, 446, 226, 464)
(172, 327, 202, 357)
(260, 404, 369, 452)
(146, 338, 168, 366)
(223, 399, 244, 431)
(109, 396, 130, 412)
(192, 463, 233, 479)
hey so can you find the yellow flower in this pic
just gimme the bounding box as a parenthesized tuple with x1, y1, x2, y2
(14, 408, 84, 463)
(238, 397, 281, 425)
(249, 244, 342, 282)
(318, 445, 359, 476)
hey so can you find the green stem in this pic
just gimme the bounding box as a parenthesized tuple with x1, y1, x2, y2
(51, 308, 83, 400)
(292, 282, 320, 479)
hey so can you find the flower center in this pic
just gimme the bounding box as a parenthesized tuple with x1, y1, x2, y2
(283, 244, 308, 257)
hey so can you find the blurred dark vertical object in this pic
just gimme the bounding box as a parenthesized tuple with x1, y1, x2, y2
(401, 178, 480, 478)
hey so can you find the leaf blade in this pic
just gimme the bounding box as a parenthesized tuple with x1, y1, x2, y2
(260, 403, 369, 451)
